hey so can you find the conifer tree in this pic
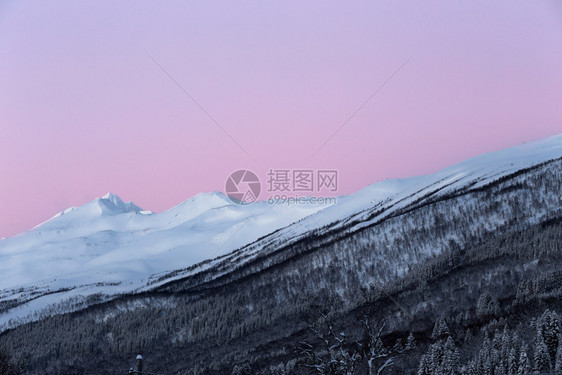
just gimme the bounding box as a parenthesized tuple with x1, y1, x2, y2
(431, 316, 451, 340)
(507, 347, 518, 375)
(555, 340, 562, 371)
(536, 309, 560, 361)
(442, 337, 460, 375)
(405, 333, 416, 351)
(517, 344, 531, 375)
(417, 354, 431, 375)
(534, 338, 551, 373)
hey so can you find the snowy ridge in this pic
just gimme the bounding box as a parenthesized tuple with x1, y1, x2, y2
(144, 133, 562, 289)
(0, 190, 331, 330)
(0, 133, 561, 330)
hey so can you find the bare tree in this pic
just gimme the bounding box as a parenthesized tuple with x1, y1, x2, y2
(299, 309, 360, 375)
(299, 302, 396, 375)
(359, 318, 394, 375)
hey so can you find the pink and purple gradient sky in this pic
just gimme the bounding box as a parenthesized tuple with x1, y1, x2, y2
(1, 1, 561, 238)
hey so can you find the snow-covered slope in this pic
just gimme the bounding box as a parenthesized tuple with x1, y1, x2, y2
(1, 133, 561, 330)
(145, 133, 562, 289)
(0, 192, 331, 329)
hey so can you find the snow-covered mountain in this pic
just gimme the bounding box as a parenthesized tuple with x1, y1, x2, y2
(147, 133, 562, 291)
(1, 133, 561, 331)
(0, 191, 331, 329)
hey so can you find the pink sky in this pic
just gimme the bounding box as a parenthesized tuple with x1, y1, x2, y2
(1, 1, 561, 238)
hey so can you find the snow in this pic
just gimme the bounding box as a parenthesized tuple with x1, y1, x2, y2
(0, 133, 561, 330)
(299, 132, 562, 231)
(143, 133, 562, 288)
(0, 190, 331, 329)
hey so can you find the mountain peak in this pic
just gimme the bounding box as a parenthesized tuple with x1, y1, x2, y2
(191, 191, 230, 202)
(102, 192, 121, 201)
(97, 193, 142, 214)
